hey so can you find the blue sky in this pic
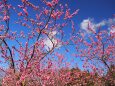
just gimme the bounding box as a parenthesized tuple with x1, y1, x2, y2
(8, 0, 115, 33)
(66, 0, 115, 33)
(70, 0, 115, 20)
(58, 0, 115, 37)
(0, 0, 115, 70)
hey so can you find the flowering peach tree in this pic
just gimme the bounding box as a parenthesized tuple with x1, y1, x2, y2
(0, 0, 115, 86)
(73, 21, 115, 85)
(0, 0, 80, 85)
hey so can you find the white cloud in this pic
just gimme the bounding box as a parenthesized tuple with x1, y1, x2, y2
(44, 31, 61, 51)
(49, 31, 57, 38)
(80, 18, 95, 33)
(95, 20, 106, 27)
(80, 18, 115, 33)
(80, 19, 90, 31)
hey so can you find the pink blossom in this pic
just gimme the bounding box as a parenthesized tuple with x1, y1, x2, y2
(44, 9, 49, 15)
(0, 36, 6, 38)
(46, 2, 53, 7)
(51, 13, 56, 19)
(23, 8, 28, 16)
(3, 16, 10, 21)
(18, 12, 23, 16)
(52, 0, 59, 4)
